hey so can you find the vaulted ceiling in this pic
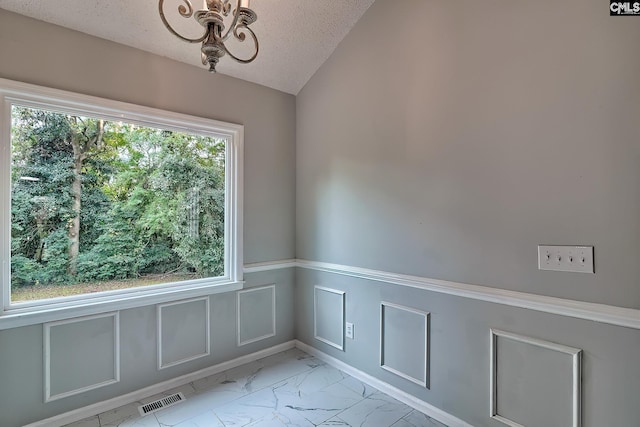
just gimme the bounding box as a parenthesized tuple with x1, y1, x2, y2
(0, 0, 376, 94)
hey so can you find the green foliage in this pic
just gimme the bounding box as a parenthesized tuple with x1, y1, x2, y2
(10, 106, 227, 294)
(11, 255, 41, 288)
(137, 240, 180, 275)
(11, 229, 75, 287)
(41, 228, 74, 284)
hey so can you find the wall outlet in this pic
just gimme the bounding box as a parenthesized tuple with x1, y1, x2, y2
(538, 245, 594, 273)
(345, 322, 354, 339)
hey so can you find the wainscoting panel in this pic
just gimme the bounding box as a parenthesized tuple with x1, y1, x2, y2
(314, 286, 345, 350)
(490, 329, 582, 427)
(44, 312, 120, 402)
(237, 285, 276, 346)
(157, 297, 210, 370)
(380, 302, 429, 387)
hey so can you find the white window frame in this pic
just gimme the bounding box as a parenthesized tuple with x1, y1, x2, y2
(0, 78, 244, 329)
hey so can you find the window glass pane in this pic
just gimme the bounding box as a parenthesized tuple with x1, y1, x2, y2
(10, 105, 226, 302)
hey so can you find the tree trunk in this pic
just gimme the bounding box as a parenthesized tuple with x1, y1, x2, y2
(68, 158, 82, 275)
(34, 206, 47, 263)
(67, 119, 104, 276)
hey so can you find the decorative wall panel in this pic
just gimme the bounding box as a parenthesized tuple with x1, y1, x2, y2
(380, 302, 429, 387)
(158, 297, 210, 369)
(44, 312, 120, 402)
(237, 285, 276, 346)
(314, 286, 345, 350)
(490, 329, 582, 427)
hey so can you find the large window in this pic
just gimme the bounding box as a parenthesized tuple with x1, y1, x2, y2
(0, 79, 243, 327)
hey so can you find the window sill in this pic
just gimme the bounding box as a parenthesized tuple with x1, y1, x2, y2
(0, 280, 244, 330)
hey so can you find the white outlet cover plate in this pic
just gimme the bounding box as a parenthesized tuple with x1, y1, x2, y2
(538, 245, 594, 273)
(345, 322, 354, 339)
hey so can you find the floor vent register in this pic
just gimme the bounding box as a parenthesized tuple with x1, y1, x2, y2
(138, 392, 185, 416)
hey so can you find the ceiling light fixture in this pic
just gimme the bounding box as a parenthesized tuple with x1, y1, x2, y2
(159, 0, 258, 73)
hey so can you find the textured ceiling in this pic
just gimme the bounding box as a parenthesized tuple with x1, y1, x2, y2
(0, 0, 375, 94)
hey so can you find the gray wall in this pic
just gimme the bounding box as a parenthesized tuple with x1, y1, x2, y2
(295, 0, 640, 426)
(295, 269, 640, 427)
(0, 9, 296, 427)
(296, 0, 640, 308)
(0, 270, 295, 427)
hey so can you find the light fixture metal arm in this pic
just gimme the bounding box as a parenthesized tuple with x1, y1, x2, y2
(223, 25, 259, 63)
(159, 0, 209, 43)
(220, 0, 242, 42)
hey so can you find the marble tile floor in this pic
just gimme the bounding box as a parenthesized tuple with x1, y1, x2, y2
(64, 348, 447, 427)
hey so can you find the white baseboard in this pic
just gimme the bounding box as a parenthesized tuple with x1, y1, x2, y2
(294, 340, 474, 427)
(24, 340, 296, 427)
